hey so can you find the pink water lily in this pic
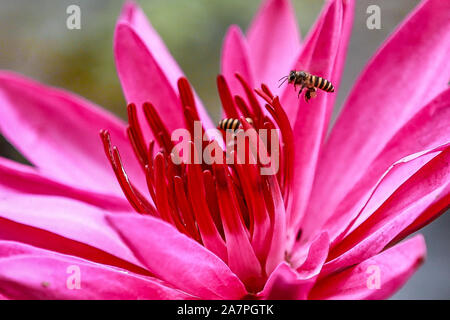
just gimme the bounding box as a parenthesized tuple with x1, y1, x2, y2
(0, 0, 449, 300)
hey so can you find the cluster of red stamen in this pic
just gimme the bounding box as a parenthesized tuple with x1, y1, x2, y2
(100, 74, 294, 292)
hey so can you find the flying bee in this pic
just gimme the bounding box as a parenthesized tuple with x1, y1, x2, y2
(218, 117, 253, 131)
(279, 70, 335, 103)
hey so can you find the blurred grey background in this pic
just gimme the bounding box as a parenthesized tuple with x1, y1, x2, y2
(0, 0, 448, 299)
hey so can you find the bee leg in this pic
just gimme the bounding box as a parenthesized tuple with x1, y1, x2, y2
(304, 91, 310, 103)
(305, 88, 317, 103)
(297, 84, 306, 98)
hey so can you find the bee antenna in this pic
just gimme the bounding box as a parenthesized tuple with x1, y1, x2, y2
(278, 76, 288, 88)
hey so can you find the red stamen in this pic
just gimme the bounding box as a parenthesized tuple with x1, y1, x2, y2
(153, 153, 174, 223)
(187, 161, 227, 262)
(100, 130, 156, 215)
(254, 88, 272, 105)
(258, 93, 295, 203)
(234, 159, 271, 265)
(177, 77, 199, 120)
(144, 164, 157, 206)
(143, 102, 173, 153)
(261, 83, 274, 100)
(235, 73, 264, 126)
(217, 75, 240, 118)
(173, 176, 202, 242)
(100, 75, 295, 291)
(234, 95, 254, 120)
(213, 162, 263, 292)
(203, 169, 225, 238)
(127, 103, 149, 169)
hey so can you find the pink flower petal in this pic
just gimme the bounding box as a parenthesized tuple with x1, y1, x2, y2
(213, 163, 262, 292)
(280, 0, 354, 123)
(323, 145, 450, 274)
(118, 1, 185, 94)
(247, 0, 300, 92)
(258, 233, 329, 300)
(257, 263, 310, 300)
(324, 0, 354, 128)
(0, 156, 131, 212)
(107, 214, 248, 299)
(308, 0, 450, 236)
(0, 241, 193, 300)
(310, 235, 426, 300)
(0, 193, 147, 274)
(290, 232, 330, 271)
(221, 25, 254, 100)
(114, 23, 184, 138)
(283, 0, 344, 232)
(0, 71, 145, 197)
(319, 89, 450, 243)
(324, 146, 444, 248)
(115, 2, 214, 132)
(264, 175, 287, 276)
(394, 181, 450, 242)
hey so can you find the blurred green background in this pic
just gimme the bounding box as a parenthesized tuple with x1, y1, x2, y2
(0, 0, 325, 122)
(0, 0, 422, 159)
(1, 0, 449, 299)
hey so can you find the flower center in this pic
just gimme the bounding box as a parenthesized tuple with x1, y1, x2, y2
(100, 74, 295, 292)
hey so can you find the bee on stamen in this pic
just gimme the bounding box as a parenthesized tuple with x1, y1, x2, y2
(279, 70, 335, 103)
(218, 118, 253, 131)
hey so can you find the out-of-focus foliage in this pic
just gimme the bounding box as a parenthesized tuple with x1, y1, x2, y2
(0, 0, 323, 122)
(0, 0, 421, 161)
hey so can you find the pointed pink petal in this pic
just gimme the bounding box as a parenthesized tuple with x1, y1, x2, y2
(213, 163, 262, 292)
(257, 263, 310, 300)
(118, 1, 185, 93)
(115, 2, 214, 131)
(312, 89, 450, 243)
(221, 25, 254, 99)
(264, 175, 287, 275)
(114, 23, 183, 137)
(0, 156, 132, 212)
(247, 0, 300, 91)
(324, 145, 446, 246)
(324, 0, 354, 128)
(310, 235, 426, 300)
(0, 241, 193, 299)
(284, 0, 345, 231)
(0, 193, 147, 274)
(107, 214, 248, 299)
(309, 0, 450, 236)
(0, 71, 145, 196)
(290, 232, 330, 271)
(280, 0, 354, 122)
(323, 145, 450, 274)
(394, 182, 450, 242)
(258, 233, 329, 300)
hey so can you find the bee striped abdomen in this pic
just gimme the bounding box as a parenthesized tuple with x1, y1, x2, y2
(218, 118, 253, 131)
(311, 75, 334, 92)
(322, 79, 335, 92)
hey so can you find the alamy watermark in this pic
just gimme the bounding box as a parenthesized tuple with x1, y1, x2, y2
(66, 5, 81, 30)
(66, 265, 81, 290)
(366, 265, 381, 289)
(366, 5, 381, 30)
